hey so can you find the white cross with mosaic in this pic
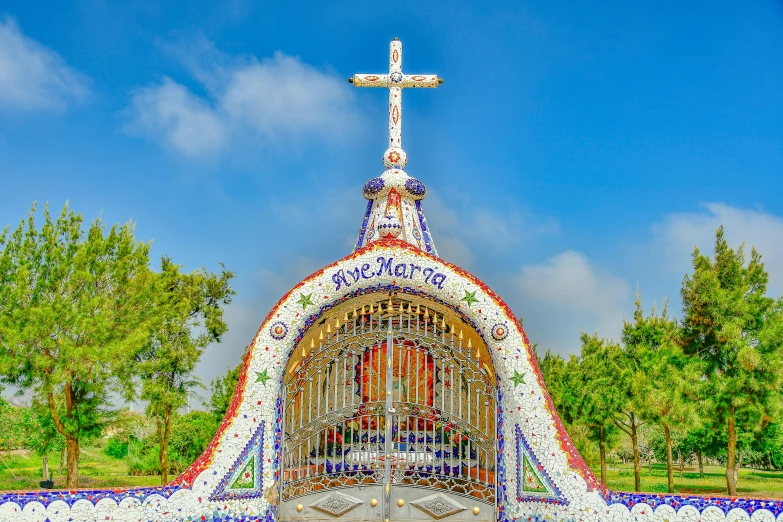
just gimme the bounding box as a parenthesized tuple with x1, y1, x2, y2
(350, 37, 443, 170)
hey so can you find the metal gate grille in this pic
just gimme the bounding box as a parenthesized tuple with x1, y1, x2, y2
(281, 299, 497, 511)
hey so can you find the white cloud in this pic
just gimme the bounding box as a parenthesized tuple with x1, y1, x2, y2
(653, 203, 783, 295)
(0, 18, 89, 111)
(128, 79, 226, 158)
(513, 251, 629, 353)
(424, 193, 558, 271)
(125, 46, 359, 159)
(222, 53, 354, 139)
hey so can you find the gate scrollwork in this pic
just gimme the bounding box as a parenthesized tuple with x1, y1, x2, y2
(280, 298, 497, 506)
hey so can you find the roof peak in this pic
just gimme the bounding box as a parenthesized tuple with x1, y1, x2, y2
(350, 39, 442, 256)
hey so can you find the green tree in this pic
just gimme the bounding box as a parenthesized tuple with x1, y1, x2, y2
(623, 294, 699, 492)
(21, 401, 66, 481)
(168, 411, 220, 470)
(209, 353, 245, 423)
(752, 422, 783, 470)
(137, 256, 235, 483)
(578, 333, 623, 485)
(0, 203, 154, 487)
(680, 227, 783, 495)
(607, 328, 652, 493)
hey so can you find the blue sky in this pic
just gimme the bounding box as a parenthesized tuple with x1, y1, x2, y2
(1, 1, 782, 398)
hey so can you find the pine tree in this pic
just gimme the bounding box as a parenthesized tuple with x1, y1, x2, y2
(680, 227, 783, 495)
(578, 333, 623, 485)
(137, 256, 235, 484)
(0, 203, 154, 487)
(623, 292, 699, 493)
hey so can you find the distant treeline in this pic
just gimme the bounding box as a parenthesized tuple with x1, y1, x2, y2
(536, 227, 783, 496)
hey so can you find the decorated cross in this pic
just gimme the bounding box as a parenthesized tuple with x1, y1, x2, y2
(350, 38, 443, 170)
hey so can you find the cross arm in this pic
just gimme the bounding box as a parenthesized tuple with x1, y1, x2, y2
(400, 74, 443, 88)
(349, 74, 389, 87)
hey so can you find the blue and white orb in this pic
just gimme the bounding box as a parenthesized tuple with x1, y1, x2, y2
(378, 214, 403, 238)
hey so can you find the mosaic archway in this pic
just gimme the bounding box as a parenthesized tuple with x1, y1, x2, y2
(166, 238, 604, 521)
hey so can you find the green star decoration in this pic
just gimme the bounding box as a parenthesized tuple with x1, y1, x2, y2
(256, 369, 271, 386)
(296, 293, 313, 310)
(461, 290, 479, 307)
(511, 370, 526, 387)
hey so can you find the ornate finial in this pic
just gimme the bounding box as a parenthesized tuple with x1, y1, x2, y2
(350, 40, 441, 256)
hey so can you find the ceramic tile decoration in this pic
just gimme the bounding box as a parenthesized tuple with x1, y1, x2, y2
(1, 39, 780, 522)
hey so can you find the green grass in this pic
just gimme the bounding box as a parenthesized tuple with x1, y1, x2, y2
(595, 462, 783, 498)
(0, 446, 161, 491)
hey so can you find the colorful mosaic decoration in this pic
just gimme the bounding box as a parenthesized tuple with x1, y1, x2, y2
(515, 424, 560, 500)
(0, 38, 780, 522)
(211, 423, 265, 500)
(351, 38, 441, 256)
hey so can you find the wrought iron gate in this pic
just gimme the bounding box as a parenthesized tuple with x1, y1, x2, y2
(279, 300, 497, 521)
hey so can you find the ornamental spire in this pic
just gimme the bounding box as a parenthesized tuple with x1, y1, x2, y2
(350, 38, 442, 256)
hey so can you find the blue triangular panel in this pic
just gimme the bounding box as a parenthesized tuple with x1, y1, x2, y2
(515, 424, 563, 502)
(211, 422, 265, 500)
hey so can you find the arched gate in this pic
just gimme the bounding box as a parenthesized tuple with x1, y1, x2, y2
(279, 299, 496, 521)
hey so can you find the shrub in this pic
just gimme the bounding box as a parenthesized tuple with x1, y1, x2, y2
(103, 438, 129, 460)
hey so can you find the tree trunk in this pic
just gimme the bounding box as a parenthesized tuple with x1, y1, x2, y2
(599, 427, 607, 485)
(726, 407, 738, 495)
(60, 445, 66, 474)
(664, 423, 674, 493)
(48, 383, 80, 488)
(631, 420, 641, 492)
(42, 454, 49, 481)
(679, 450, 684, 477)
(65, 437, 80, 488)
(159, 405, 172, 484)
(696, 448, 704, 478)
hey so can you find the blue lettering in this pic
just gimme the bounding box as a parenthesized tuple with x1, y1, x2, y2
(431, 273, 447, 289)
(360, 263, 373, 279)
(394, 263, 408, 278)
(409, 264, 422, 279)
(347, 267, 361, 283)
(332, 270, 350, 291)
(377, 256, 394, 277)
(423, 267, 434, 284)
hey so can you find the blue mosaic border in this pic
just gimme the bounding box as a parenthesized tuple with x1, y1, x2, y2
(353, 200, 374, 250)
(262, 395, 284, 521)
(0, 483, 183, 510)
(415, 200, 436, 255)
(496, 386, 509, 521)
(605, 490, 783, 517)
